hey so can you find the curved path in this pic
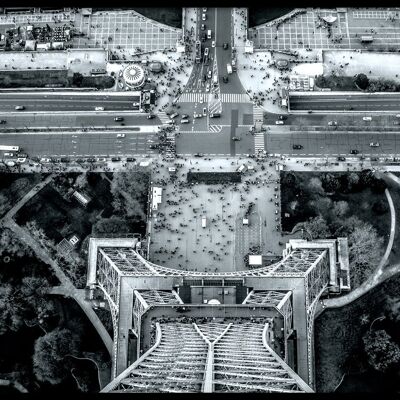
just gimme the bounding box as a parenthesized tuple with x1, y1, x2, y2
(317, 175, 398, 314)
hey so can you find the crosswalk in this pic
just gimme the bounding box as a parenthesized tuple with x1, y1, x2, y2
(209, 125, 222, 133)
(253, 105, 264, 125)
(157, 111, 171, 125)
(221, 93, 251, 103)
(177, 93, 206, 103)
(254, 132, 265, 154)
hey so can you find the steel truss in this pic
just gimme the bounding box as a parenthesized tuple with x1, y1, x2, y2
(103, 320, 313, 393)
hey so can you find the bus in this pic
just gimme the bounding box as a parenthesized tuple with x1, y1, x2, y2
(0, 145, 19, 152)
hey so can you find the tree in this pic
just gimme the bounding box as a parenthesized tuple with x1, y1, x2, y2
(309, 197, 332, 217)
(321, 173, 341, 192)
(0, 228, 32, 258)
(363, 329, 400, 372)
(74, 174, 88, 190)
(33, 328, 80, 385)
(307, 177, 325, 196)
(347, 172, 360, 192)
(355, 73, 369, 90)
(385, 296, 400, 322)
(0, 282, 24, 334)
(302, 216, 331, 239)
(332, 201, 349, 218)
(92, 217, 131, 235)
(72, 73, 84, 87)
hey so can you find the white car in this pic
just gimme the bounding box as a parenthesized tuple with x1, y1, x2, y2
(200, 95, 204, 104)
(40, 158, 51, 163)
(211, 40, 215, 48)
(203, 107, 207, 116)
(328, 121, 337, 126)
(370, 142, 380, 147)
(206, 83, 210, 92)
(275, 120, 284, 125)
(202, 7, 207, 12)
(117, 133, 125, 138)
(202, 13, 206, 21)
(15, 105, 25, 110)
(4, 152, 13, 157)
(96, 157, 107, 162)
(95, 106, 104, 111)
(363, 116, 372, 121)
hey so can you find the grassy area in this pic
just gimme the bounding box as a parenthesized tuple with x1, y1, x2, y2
(315, 75, 359, 91)
(248, 7, 294, 27)
(315, 272, 400, 393)
(133, 8, 182, 29)
(0, 70, 114, 89)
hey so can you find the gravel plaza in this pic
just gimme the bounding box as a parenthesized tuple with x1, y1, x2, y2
(148, 158, 287, 273)
(75, 10, 181, 60)
(249, 8, 400, 51)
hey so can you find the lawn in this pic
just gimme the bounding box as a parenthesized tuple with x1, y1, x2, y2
(315, 272, 400, 393)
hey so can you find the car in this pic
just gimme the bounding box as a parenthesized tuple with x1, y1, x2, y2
(126, 157, 136, 162)
(149, 144, 159, 149)
(181, 119, 190, 124)
(202, 13, 206, 21)
(211, 40, 215, 48)
(350, 149, 359, 154)
(117, 133, 125, 138)
(232, 137, 241, 141)
(337, 156, 346, 161)
(203, 107, 207, 116)
(209, 113, 220, 118)
(60, 157, 70, 163)
(206, 83, 210, 92)
(223, 42, 228, 50)
(275, 120, 284, 125)
(114, 117, 124, 122)
(278, 115, 287, 120)
(207, 70, 212, 79)
(170, 113, 179, 119)
(223, 76, 228, 83)
(86, 158, 96, 163)
(202, 74, 207, 82)
(94, 107, 104, 111)
(370, 157, 378, 161)
(292, 144, 303, 150)
(17, 157, 27, 163)
(370, 142, 380, 147)
(0, 120, 6, 124)
(204, 47, 209, 57)
(4, 152, 13, 157)
(147, 114, 155, 119)
(202, 7, 207, 12)
(307, 110, 313, 114)
(201, 24, 205, 31)
(363, 116, 372, 121)
(111, 157, 121, 162)
(15, 105, 25, 110)
(165, 119, 175, 125)
(328, 121, 337, 126)
(201, 32, 206, 42)
(40, 157, 51, 163)
(393, 121, 400, 125)
(194, 153, 204, 157)
(96, 157, 107, 162)
(200, 95, 204, 104)
(182, 114, 189, 119)
(275, 210, 279, 215)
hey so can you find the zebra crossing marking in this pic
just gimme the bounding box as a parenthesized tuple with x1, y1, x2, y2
(221, 93, 251, 103)
(209, 125, 222, 133)
(157, 111, 171, 125)
(254, 132, 265, 153)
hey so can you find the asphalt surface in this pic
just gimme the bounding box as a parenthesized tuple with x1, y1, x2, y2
(0, 93, 140, 112)
(265, 129, 400, 156)
(0, 131, 159, 157)
(289, 93, 400, 112)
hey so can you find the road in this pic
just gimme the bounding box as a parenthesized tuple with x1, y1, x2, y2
(265, 129, 400, 157)
(0, 131, 160, 158)
(0, 93, 141, 112)
(289, 93, 400, 112)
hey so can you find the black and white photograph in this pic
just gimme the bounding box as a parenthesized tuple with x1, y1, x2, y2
(1, 3, 400, 395)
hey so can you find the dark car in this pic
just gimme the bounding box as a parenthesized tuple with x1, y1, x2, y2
(201, 33, 206, 42)
(223, 42, 228, 50)
(223, 76, 228, 83)
(210, 113, 221, 118)
(76, 158, 84, 163)
(111, 157, 121, 162)
(126, 157, 136, 162)
(147, 114, 155, 119)
(278, 115, 287, 120)
(194, 153, 204, 157)
(149, 144, 159, 149)
(232, 137, 241, 141)
(370, 157, 378, 161)
(114, 117, 124, 122)
(0, 120, 6, 124)
(60, 157, 70, 163)
(292, 144, 303, 150)
(337, 156, 346, 161)
(86, 158, 96, 163)
(350, 149, 359, 154)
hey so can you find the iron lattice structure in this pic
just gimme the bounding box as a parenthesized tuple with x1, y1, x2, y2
(87, 237, 350, 391)
(102, 321, 313, 393)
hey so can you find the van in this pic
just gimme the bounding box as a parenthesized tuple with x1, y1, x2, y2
(201, 215, 207, 228)
(207, 30, 211, 39)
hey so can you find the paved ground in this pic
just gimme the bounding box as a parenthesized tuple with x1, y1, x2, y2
(148, 157, 283, 273)
(249, 8, 400, 51)
(75, 10, 181, 60)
